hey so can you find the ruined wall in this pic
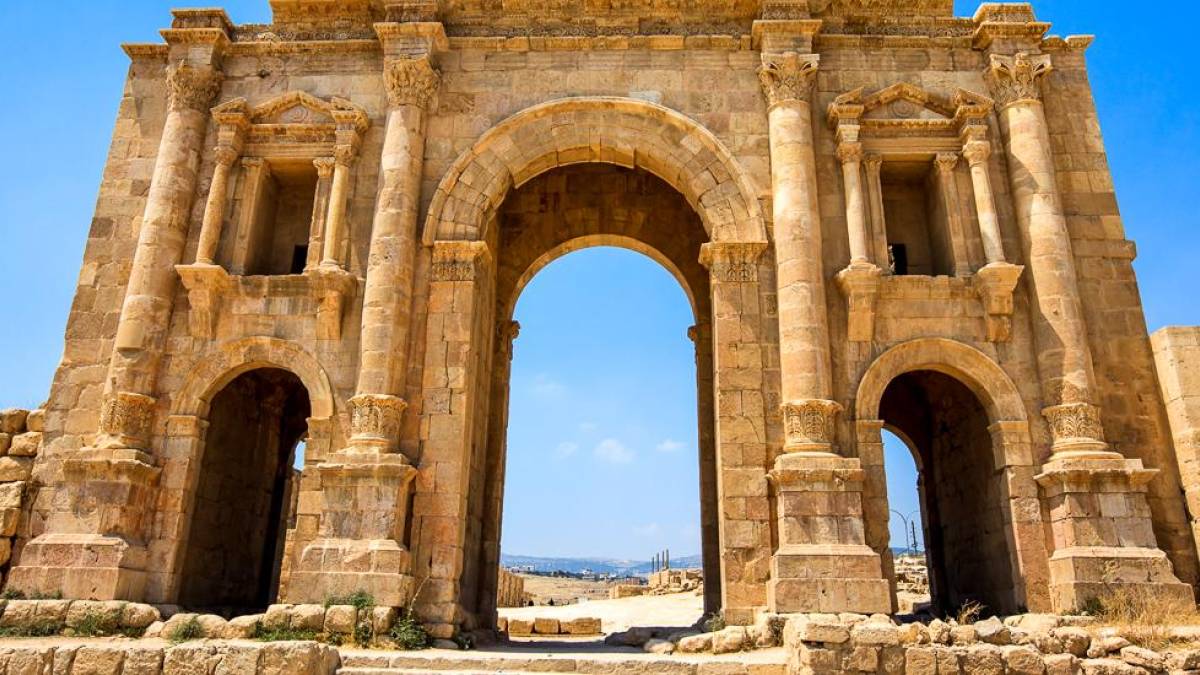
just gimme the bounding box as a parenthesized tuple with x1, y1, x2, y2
(0, 409, 39, 587)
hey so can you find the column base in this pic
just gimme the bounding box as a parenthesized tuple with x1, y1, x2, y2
(1038, 456, 1194, 612)
(1047, 546, 1195, 612)
(283, 538, 414, 607)
(7, 533, 149, 601)
(768, 544, 892, 614)
(768, 453, 891, 615)
(8, 448, 160, 601)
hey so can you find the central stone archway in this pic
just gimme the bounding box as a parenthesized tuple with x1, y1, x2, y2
(412, 98, 773, 635)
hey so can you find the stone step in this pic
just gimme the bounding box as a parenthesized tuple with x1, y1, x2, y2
(337, 648, 788, 675)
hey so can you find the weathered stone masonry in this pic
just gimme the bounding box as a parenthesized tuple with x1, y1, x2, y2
(5, 0, 1200, 639)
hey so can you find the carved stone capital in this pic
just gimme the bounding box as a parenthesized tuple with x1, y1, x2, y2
(782, 399, 843, 454)
(348, 394, 408, 453)
(96, 392, 157, 451)
(313, 157, 336, 178)
(431, 241, 492, 282)
(213, 145, 239, 168)
(1042, 401, 1111, 458)
(167, 64, 223, 112)
(498, 320, 521, 360)
(758, 52, 820, 108)
(863, 153, 883, 175)
(699, 242, 768, 283)
(934, 152, 960, 174)
(986, 52, 1053, 108)
(836, 141, 864, 165)
(962, 140, 992, 167)
(333, 144, 357, 168)
(384, 54, 441, 109)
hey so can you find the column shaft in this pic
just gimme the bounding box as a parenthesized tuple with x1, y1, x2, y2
(964, 141, 1007, 265)
(838, 142, 871, 265)
(305, 158, 335, 271)
(320, 155, 352, 269)
(864, 154, 890, 270)
(934, 153, 972, 277)
(195, 148, 237, 265)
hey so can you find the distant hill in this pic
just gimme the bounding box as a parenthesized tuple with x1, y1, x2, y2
(501, 553, 703, 576)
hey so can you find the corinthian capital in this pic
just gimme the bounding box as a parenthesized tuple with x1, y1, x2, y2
(384, 54, 441, 109)
(167, 64, 223, 112)
(782, 399, 842, 454)
(758, 52, 820, 107)
(986, 52, 1053, 108)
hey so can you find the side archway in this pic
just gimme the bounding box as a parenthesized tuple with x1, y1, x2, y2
(421, 96, 769, 246)
(149, 337, 337, 605)
(853, 338, 1051, 613)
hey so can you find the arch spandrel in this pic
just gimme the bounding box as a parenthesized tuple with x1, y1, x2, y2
(422, 97, 769, 246)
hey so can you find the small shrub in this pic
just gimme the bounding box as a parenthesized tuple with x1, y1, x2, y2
(324, 590, 375, 612)
(704, 611, 726, 633)
(953, 600, 983, 625)
(390, 610, 430, 651)
(250, 621, 321, 643)
(74, 611, 120, 638)
(1, 589, 27, 600)
(353, 618, 374, 647)
(167, 617, 205, 644)
(0, 589, 62, 601)
(451, 631, 474, 651)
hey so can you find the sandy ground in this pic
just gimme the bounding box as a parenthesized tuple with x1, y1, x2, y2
(499, 591, 706, 634)
(515, 574, 619, 605)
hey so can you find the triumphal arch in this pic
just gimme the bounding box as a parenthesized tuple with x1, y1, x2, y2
(6, 0, 1200, 639)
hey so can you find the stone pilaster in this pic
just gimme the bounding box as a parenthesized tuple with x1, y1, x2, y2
(700, 241, 772, 625)
(933, 152, 972, 277)
(305, 158, 336, 272)
(413, 240, 494, 638)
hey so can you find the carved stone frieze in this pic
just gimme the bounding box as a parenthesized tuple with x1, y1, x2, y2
(782, 398, 843, 454)
(986, 52, 1053, 108)
(758, 52, 820, 107)
(431, 241, 492, 282)
(167, 64, 223, 112)
(96, 392, 158, 451)
(699, 242, 768, 283)
(384, 54, 441, 109)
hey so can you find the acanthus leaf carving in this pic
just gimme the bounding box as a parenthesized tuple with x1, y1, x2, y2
(986, 52, 1053, 108)
(348, 394, 408, 453)
(96, 391, 158, 451)
(384, 54, 441, 109)
(782, 399, 843, 454)
(758, 52, 820, 108)
(167, 64, 223, 112)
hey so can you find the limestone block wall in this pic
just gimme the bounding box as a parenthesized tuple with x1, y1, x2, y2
(0, 408, 40, 587)
(1152, 327, 1200, 564)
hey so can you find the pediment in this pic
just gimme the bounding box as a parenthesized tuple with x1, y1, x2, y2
(252, 91, 338, 125)
(830, 83, 993, 132)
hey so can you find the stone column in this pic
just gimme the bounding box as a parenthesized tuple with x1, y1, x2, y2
(10, 44, 226, 600)
(304, 158, 335, 272)
(758, 52, 890, 615)
(837, 140, 871, 267)
(195, 146, 239, 265)
(962, 140, 1006, 266)
(319, 146, 355, 270)
(933, 152, 972, 277)
(349, 52, 440, 451)
(988, 51, 1192, 611)
(863, 154, 890, 270)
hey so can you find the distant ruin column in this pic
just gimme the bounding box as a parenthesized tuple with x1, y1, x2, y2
(759, 50, 890, 616)
(988, 50, 1192, 612)
(9, 24, 228, 600)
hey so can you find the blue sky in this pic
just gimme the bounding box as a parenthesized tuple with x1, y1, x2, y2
(0, 2, 1197, 559)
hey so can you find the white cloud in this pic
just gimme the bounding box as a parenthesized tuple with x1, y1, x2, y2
(531, 374, 566, 399)
(554, 441, 578, 459)
(633, 523, 661, 537)
(579, 421, 598, 433)
(656, 439, 685, 453)
(594, 438, 635, 464)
